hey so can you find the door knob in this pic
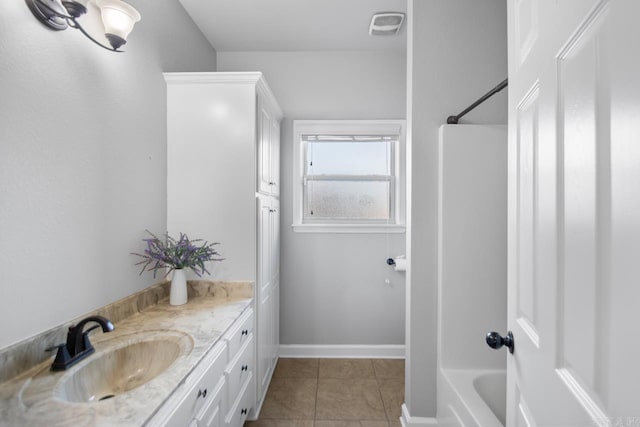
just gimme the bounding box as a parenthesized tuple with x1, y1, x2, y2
(486, 331, 514, 354)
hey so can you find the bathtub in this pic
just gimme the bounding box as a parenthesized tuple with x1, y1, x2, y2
(437, 369, 506, 427)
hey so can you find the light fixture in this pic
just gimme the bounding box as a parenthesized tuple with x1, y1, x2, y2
(25, 0, 141, 52)
(369, 12, 405, 36)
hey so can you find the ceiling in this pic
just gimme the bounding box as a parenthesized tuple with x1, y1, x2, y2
(178, 0, 407, 52)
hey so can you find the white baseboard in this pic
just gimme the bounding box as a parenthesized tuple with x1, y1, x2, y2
(401, 404, 438, 427)
(279, 344, 405, 359)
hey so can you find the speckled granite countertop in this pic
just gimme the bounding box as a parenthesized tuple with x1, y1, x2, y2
(0, 282, 253, 427)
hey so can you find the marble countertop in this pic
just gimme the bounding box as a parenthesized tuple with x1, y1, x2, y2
(0, 283, 253, 427)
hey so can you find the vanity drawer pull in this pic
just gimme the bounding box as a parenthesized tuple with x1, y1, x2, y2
(224, 308, 254, 358)
(241, 364, 248, 372)
(197, 388, 208, 399)
(241, 408, 248, 415)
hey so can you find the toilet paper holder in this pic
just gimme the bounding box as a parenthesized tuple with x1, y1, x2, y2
(386, 256, 406, 271)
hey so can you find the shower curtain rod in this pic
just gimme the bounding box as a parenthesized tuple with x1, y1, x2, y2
(446, 78, 508, 124)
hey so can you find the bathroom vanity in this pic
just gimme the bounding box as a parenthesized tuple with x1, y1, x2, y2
(149, 306, 255, 427)
(0, 282, 255, 427)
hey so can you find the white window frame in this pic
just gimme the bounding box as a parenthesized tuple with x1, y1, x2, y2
(292, 120, 406, 234)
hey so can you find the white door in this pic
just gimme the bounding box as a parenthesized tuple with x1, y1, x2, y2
(507, 1, 640, 426)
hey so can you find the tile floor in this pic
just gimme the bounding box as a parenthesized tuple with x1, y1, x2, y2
(246, 358, 404, 427)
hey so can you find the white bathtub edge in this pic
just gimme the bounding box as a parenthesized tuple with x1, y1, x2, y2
(437, 369, 505, 427)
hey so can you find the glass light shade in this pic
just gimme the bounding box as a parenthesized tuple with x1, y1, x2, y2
(95, 0, 140, 42)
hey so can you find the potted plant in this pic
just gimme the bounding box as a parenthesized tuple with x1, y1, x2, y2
(132, 230, 223, 305)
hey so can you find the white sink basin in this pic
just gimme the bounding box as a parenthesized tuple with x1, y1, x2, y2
(55, 331, 193, 403)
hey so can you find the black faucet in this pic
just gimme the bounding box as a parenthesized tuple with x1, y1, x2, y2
(47, 315, 115, 371)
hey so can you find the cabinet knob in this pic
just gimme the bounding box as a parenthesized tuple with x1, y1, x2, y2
(241, 329, 248, 336)
(197, 388, 207, 399)
(241, 408, 248, 415)
(241, 364, 248, 371)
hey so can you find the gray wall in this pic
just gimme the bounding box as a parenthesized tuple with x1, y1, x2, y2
(0, 2, 217, 349)
(405, 0, 507, 417)
(218, 51, 407, 346)
(439, 125, 507, 370)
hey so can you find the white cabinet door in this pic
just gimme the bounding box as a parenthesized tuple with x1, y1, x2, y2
(271, 279, 280, 370)
(257, 97, 281, 197)
(258, 284, 274, 396)
(256, 195, 279, 404)
(258, 101, 273, 195)
(257, 196, 279, 298)
(270, 118, 280, 197)
(267, 200, 279, 371)
(258, 198, 271, 293)
(269, 200, 280, 281)
(259, 281, 278, 396)
(507, 1, 640, 426)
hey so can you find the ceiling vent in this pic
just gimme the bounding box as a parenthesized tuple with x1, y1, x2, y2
(369, 12, 405, 36)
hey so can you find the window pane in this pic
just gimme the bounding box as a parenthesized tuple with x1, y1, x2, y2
(307, 141, 390, 175)
(305, 180, 390, 220)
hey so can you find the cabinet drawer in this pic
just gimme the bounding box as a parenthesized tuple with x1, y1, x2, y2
(159, 342, 227, 427)
(225, 372, 254, 427)
(196, 377, 226, 427)
(191, 344, 227, 418)
(225, 334, 254, 404)
(224, 308, 254, 359)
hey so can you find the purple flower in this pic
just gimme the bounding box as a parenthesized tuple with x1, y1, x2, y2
(131, 230, 224, 278)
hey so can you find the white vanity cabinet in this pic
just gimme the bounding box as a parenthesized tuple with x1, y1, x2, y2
(150, 341, 227, 427)
(223, 308, 255, 426)
(165, 72, 282, 419)
(148, 308, 255, 427)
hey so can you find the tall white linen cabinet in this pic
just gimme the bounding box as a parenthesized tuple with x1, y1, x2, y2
(164, 72, 282, 421)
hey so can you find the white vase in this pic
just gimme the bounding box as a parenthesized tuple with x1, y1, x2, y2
(170, 269, 188, 306)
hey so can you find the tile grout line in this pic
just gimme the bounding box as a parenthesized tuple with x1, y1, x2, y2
(373, 362, 392, 423)
(314, 359, 319, 423)
(371, 359, 392, 424)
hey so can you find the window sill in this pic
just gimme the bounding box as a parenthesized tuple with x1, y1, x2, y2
(291, 223, 406, 234)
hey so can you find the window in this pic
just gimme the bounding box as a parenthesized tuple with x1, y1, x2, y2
(292, 120, 406, 233)
(304, 136, 394, 221)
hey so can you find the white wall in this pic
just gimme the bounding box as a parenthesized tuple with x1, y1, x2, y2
(0, 2, 217, 349)
(405, 0, 507, 418)
(218, 51, 407, 346)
